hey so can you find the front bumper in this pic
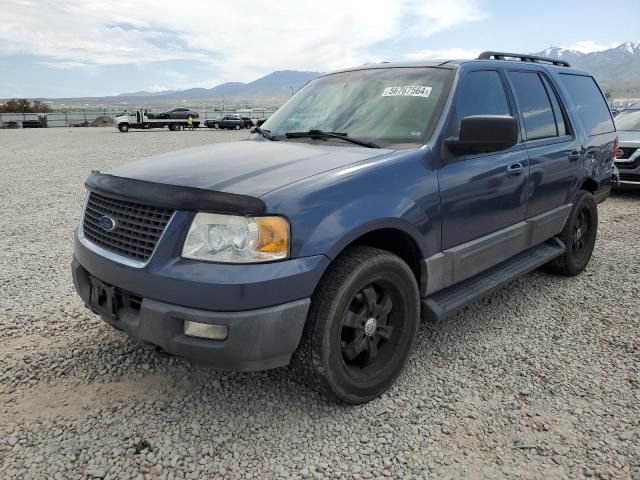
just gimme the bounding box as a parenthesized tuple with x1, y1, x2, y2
(614, 151, 640, 188)
(72, 223, 329, 370)
(72, 257, 311, 370)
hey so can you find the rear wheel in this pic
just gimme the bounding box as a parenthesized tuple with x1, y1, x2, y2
(290, 246, 419, 404)
(545, 190, 598, 276)
(234, 124, 241, 130)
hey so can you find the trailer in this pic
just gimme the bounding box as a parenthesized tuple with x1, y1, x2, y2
(114, 110, 200, 132)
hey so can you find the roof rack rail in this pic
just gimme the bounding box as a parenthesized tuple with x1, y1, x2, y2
(477, 51, 571, 67)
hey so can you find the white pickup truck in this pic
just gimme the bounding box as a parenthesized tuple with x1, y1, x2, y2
(115, 109, 200, 132)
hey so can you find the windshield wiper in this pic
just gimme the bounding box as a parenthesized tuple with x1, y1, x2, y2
(284, 129, 381, 149)
(251, 126, 279, 141)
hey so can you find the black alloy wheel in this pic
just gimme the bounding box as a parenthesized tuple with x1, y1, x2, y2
(291, 246, 419, 404)
(545, 190, 598, 276)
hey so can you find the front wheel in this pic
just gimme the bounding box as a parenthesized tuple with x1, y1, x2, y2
(118, 123, 129, 133)
(290, 246, 420, 404)
(234, 124, 241, 130)
(545, 190, 598, 276)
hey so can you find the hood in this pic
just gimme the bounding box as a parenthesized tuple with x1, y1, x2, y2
(107, 140, 393, 197)
(618, 130, 640, 146)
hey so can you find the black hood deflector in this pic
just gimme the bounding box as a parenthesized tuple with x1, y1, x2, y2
(85, 171, 267, 215)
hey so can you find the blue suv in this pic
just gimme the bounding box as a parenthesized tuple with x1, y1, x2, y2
(72, 52, 616, 403)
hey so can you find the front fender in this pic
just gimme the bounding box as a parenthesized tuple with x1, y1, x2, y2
(306, 197, 430, 260)
(263, 148, 441, 261)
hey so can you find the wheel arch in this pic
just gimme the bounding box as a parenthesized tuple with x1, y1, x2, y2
(579, 177, 598, 194)
(324, 221, 427, 293)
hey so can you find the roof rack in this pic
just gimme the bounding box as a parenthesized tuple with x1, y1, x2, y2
(477, 51, 571, 67)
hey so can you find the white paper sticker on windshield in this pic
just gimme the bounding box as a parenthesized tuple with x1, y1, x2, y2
(382, 86, 432, 97)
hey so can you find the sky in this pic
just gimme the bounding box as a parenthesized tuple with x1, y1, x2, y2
(0, 0, 638, 98)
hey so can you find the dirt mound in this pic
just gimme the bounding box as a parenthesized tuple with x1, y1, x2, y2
(90, 116, 114, 127)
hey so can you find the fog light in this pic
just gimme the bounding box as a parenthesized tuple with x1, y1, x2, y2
(184, 321, 228, 340)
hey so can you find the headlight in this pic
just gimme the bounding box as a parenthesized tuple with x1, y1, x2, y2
(182, 213, 289, 263)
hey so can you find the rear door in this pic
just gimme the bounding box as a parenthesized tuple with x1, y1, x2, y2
(438, 69, 529, 249)
(505, 70, 581, 217)
(556, 73, 617, 195)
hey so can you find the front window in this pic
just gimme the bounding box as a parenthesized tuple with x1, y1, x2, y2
(262, 67, 454, 148)
(615, 109, 640, 131)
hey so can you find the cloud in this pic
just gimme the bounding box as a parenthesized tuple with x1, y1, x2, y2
(563, 40, 619, 53)
(403, 47, 481, 61)
(148, 84, 169, 93)
(0, 0, 486, 84)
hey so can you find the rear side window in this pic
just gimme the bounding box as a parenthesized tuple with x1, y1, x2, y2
(448, 70, 510, 136)
(507, 71, 556, 141)
(559, 74, 615, 136)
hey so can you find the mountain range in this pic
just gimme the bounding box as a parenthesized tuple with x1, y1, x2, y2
(110, 41, 640, 103)
(121, 70, 322, 101)
(20, 41, 640, 105)
(531, 41, 640, 99)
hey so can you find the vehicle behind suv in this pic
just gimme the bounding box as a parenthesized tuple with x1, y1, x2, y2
(72, 52, 615, 404)
(613, 104, 640, 187)
(206, 115, 253, 129)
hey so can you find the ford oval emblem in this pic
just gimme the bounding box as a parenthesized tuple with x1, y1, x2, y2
(98, 215, 117, 232)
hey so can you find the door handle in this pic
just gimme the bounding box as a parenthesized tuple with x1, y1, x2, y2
(568, 150, 581, 162)
(506, 162, 523, 176)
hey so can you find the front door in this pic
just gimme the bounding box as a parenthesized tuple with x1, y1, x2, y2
(438, 69, 529, 249)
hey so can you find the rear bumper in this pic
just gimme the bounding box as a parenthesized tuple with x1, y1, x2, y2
(72, 257, 311, 370)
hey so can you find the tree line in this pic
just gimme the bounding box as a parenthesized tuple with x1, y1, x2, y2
(0, 99, 52, 113)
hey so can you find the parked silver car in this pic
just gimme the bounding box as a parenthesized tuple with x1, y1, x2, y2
(614, 105, 640, 188)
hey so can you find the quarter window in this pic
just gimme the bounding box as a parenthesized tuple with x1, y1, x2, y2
(508, 71, 557, 141)
(559, 74, 615, 136)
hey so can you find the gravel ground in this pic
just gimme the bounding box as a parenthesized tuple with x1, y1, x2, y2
(0, 127, 638, 480)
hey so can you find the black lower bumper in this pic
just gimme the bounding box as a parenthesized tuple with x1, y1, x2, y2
(72, 258, 310, 371)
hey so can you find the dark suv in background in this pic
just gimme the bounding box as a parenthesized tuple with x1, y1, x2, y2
(206, 115, 254, 129)
(72, 51, 615, 403)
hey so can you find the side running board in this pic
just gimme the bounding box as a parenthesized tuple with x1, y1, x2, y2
(421, 238, 565, 322)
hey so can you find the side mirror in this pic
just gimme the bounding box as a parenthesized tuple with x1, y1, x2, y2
(447, 115, 518, 155)
(256, 118, 267, 127)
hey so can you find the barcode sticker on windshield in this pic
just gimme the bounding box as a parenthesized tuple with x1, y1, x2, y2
(382, 86, 432, 97)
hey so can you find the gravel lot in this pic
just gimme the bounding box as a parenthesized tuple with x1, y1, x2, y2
(0, 127, 638, 480)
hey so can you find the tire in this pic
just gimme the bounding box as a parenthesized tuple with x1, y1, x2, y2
(235, 124, 241, 130)
(545, 190, 598, 276)
(290, 246, 420, 404)
(214, 123, 219, 129)
(118, 123, 129, 133)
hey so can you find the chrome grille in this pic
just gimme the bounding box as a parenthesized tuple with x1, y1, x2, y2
(617, 147, 638, 160)
(82, 192, 174, 262)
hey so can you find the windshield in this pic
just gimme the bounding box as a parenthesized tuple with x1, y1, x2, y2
(261, 67, 454, 148)
(615, 109, 640, 131)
